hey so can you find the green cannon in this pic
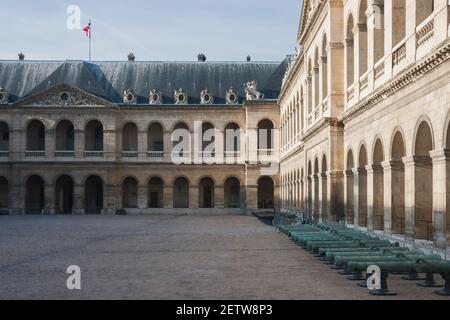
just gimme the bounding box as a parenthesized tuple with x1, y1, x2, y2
(333, 253, 442, 269)
(317, 245, 400, 258)
(325, 248, 419, 264)
(414, 260, 450, 296)
(310, 240, 392, 253)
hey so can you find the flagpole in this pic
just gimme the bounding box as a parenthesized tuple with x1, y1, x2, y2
(89, 20, 92, 62)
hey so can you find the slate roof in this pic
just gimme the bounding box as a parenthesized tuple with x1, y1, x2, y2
(0, 59, 288, 105)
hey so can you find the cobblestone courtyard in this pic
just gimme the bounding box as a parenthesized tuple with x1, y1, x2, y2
(0, 215, 448, 300)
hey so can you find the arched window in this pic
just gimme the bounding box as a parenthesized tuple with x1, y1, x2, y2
(0, 122, 9, 152)
(346, 14, 355, 88)
(55, 120, 74, 151)
(26, 120, 45, 151)
(85, 120, 103, 151)
(321, 35, 328, 101)
(358, 0, 368, 77)
(148, 123, 164, 152)
(122, 123, 138, 152)
(257, 119, 274, 150)
(373, 1, 385, 64)
(392, 0, 406, 47)
(416, 0, 434, 27)
(224, 123, 240, 155)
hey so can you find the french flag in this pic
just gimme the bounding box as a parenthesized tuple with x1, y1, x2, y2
(83, 21, 91, 37)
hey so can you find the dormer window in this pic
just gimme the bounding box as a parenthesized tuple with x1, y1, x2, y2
(0, 87, 8, 104)
(123, 89, 137, 104)
(200, 88, 214, 104)
(149, 89, 162, 104)
(59, 91, 71, 104)
(174, 88, 187, 105)
(225, 87, 238, 104)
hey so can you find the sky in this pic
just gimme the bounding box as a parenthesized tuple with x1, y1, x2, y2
(0, 0, 302, 62)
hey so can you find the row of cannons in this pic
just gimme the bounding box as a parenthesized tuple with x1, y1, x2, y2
(275, 216, 450, 297)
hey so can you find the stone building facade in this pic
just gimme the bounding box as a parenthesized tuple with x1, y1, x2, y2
(280, 0, 450, 250)
(0, 61, 285, 215)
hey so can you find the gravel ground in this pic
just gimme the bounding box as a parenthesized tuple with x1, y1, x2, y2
(0, 215, 448, 300)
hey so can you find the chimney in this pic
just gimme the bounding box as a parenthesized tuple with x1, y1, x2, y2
(197, 53, 206, 62)
(128, 53, 135, 62)
(246, 55, 251, 62)
(18, 52, 25, 61)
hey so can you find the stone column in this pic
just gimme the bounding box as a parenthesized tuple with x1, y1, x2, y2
(352, 168, 361, 226)
(104, 129, 117, 161)
(74, 129, 85, 159)
(328, 41, 345, 117)
(246, 184, 258, 212)
(45, 128, 55, 160)
(328, 170, 344, 222)
(215, 184, 224, 209)
(189, 185, 199, 210)
(138, 130, 147, 160)
(163, 130, 172, 162)
(137, 185, 147, 210)
(104, 184, 116, 215)
(366, 165, 375, 231)
(382, 161, 393, 234)
(10, 184, 24, 215)
(403, 156, 416, 241)
(44, 183, 55, 215)
(73, 183, 84, 215)
(163, 185, 173, 209)
(430, 149, 449, 250)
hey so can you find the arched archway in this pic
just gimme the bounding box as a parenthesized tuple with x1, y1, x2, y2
(122, 123, 138, 152)
(314, 48, 320, 108)
(85, 175, 103, 214)
(358, 145, 368, 227)
(55, 175, 73, 214)
(55, 120, 74, 151)
(0, 177, 8, 211)
(257, 176, 274, 209)
(122, 177, 138, 208)
(199, 177, 214, 208)
(148, 177, 163, 208)
(173, 177, 189, 208)
(85, 120, 103, 151)
(346, 150, 355, 224)
(0, 122, 9, 153)
(414, 121, 434, 240)
(224, 177, 240, 209)
(172, 122, 190, 158)
(391, 130, 406, 234)
(25, 175, 44, 214)
(372, 139, 384, 230)
(26, 120, 45, 151)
